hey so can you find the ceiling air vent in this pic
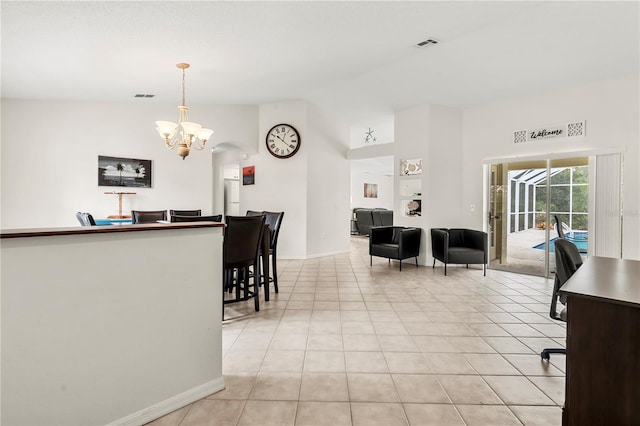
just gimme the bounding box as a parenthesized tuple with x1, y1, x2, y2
(417, 39, 439, 47)
(134, 94, 155, 98)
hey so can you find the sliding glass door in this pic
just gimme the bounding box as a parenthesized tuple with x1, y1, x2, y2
(487, 157, 589, 277)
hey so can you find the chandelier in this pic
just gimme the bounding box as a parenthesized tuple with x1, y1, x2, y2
(156, 63, 214, 160)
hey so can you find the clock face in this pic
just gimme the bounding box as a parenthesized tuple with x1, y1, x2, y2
(266, 124, 301, 159)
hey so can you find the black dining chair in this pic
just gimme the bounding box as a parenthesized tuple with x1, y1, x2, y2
(245, 210, 285, 295)
(541, 239, 583, 360)
(131, 210, 167, 224)
(170, 209, 201, 217)
(262, 211, 285, 293)
(76, 212, 96, 226)
(170, 214, 222, 223)
(223, 215, 266, 318)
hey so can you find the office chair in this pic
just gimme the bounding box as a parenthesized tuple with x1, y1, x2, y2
(541, 239, 583, 360)
(554, 215, 567, 239)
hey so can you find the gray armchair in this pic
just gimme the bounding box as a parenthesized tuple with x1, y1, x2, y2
(431, 228, 488, 276)
(369, 226, 421, 271)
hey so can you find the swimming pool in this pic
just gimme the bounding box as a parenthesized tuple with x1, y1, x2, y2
(533, 235, 588, 253)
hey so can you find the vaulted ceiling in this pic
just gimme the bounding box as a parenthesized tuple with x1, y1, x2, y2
(2, 1, 638, 144)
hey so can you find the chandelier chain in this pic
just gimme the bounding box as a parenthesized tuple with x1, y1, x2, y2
(181, 67, 186, 107)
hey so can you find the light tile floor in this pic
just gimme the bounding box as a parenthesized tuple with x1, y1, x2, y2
(148, 237, 565, 426)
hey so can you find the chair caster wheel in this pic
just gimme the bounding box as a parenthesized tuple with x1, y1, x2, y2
(541, 351, 550, 361)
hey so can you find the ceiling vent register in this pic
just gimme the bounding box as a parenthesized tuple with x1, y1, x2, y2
(417, 39, 439, 47)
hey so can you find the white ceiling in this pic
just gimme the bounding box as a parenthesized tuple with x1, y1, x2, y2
(2, 1, 639, 144)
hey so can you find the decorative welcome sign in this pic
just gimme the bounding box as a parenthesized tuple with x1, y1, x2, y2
(514, 121, 585, 144)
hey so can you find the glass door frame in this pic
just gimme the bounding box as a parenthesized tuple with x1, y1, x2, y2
(484, 155, 590, 278)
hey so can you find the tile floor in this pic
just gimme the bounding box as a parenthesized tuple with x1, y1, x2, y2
(148, 237, 565, 426)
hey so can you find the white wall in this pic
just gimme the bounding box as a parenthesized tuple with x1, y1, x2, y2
(241, 100, 310, 258)
(462, 73, 640, 260)
(240, 100, 351, 259)
(306, 103, 351, 257)
(350, 171, 393, 210)
(0, 99, 258, 228)
(1, 97, 352, 260)
(393, 104, 465, 265)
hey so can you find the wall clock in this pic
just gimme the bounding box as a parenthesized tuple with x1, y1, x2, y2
(266, 123, 301, 159)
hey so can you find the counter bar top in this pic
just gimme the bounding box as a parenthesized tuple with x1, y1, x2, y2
(1, 221, 224, 239)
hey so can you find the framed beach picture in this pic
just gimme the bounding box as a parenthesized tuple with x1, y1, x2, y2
(98, 156, 152, 188)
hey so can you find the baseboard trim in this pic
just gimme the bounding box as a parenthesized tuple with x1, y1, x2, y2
(282, 249, 350, 260)
(107, 377, 225, 426)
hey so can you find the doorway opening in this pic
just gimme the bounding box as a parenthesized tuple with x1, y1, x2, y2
(488, 157, 589, 276)
(350, 156, 394, 210)
(350, 156, 394, 236)
(224, 164, 240, 217)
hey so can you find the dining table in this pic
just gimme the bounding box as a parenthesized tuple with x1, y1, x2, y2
(94, 218, 133, 225)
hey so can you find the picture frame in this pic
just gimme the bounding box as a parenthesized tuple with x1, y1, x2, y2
(404, 199, 422, 217)
(364, 183, 378, 198)
(242, 165, 255, 185)
(98, 156, 152, 188)
(400, 158, 423, 176)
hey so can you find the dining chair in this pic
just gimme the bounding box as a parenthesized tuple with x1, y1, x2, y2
(131, 210, 167, 224)
(541, 239, 583, 360)
(262, 211, 285, 293)
(223, 215, 266, 318)
(170, 209, 201, 217)
(75, 212, 96, 226)
(171, 214, 222, 222)
(245, 210, 285, 295)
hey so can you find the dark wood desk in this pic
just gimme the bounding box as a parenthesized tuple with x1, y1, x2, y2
(559, 256, 640, 426)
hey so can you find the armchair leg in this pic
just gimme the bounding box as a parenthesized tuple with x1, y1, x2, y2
(484, 263, 486, 276)
(415, 257, 418, 267)
(370, 255, 372, 266)
(399, 259, 402, 271)
(444, 263, 447, 276)
(433, 259, 435, 268)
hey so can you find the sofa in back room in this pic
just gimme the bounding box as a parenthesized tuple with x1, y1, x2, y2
(352, 208, 393, 236)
